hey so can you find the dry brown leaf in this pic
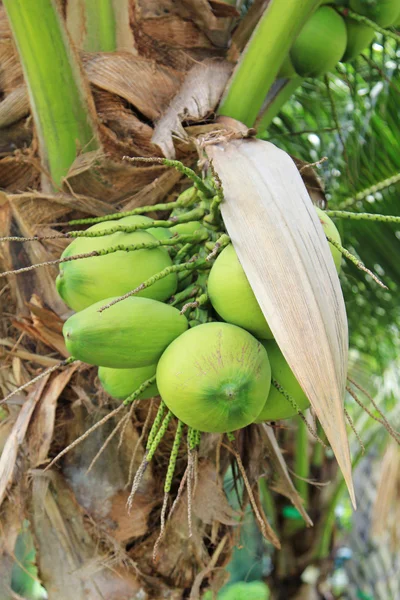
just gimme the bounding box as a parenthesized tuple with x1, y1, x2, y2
(228, 0, 270, 61)
(7, 198, 67, 314)
(28, 364, 80, 467)
(61, 403, 154, 541)
(83, 52, 182, 122)
(208, 138, 354, 507)
(0, 86, 29, 128)
(260, 424, 312, 525)
(11, 296, 68, 356)
(0, 376, 49, 507)
(0, 154, 38, 192)
(120, 166, 183, 211)
(63, 148, 172, 201)
(8, 190, 113, 223)
(208, 1, 240, 18)
(141, 15, 214, 49)
(0, 339, 61, 367)
(192, 459, 237, 525)
(292, 156, 326, 207)
(0, 40, 23, 93)
(30, 472, 145, 600)
(152, 59, 232, 158)
(179, 0, 234, 47)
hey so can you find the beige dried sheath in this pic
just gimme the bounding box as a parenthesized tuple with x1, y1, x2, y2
(208, 139, 355, 507)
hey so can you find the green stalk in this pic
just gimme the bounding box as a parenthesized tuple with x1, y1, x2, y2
(3, 0, 100, 189)
(258, 477, 277, 528)
(295, 417, 309, 508)
(217, 0, 320, 127)
(256, 77, 303, 133)
(83, 0, 117, 51)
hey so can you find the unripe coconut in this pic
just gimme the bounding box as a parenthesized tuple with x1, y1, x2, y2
(98, 364, 158, 400)
(156, 322, 271, 433)
(255, 340, 310, 422)
(350, 0, 400, 27)
(290, 7, 347, 77)
(315, 206, 342, 272)
(63, 296, 188, 368)
(56, 218, 177, 312)
(208, 244, 273, 340)
(342, 19, 375, 61)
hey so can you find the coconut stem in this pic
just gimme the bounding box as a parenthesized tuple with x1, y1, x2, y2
(0, 233, 210, 279)
(272, 379, 327, 448)
(146, 401, 166, 450)
(337, 7, 400, 43)
(325, 235, 388, 289)
(147, 411, 174, 462)
(68, 201, 181, 226)
(169, 284, 200, 307)
(180, 292, 209, 315)
(123, 156, 214, 198)
(326, 210, 400, 224)
(123, 376, 157, 406)
(97, 257, 211, 313)
(205, 234, 231, 262)
(67, 208, 206, 239)
(0, 209, 206, 243)
(344, 408, 365, 454)
(0, 356, 77, 405)
(164, 421, 185, 493)
(337, 173, 400, 209)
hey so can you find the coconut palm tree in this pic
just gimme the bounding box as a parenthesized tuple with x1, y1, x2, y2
(1, 1, 400, 598)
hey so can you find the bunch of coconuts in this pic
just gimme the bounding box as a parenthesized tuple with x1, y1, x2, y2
(58, 177, 342, 435)
(280, 0, 400, 78)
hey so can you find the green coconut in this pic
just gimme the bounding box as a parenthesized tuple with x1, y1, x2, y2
(207, 244, 273, 340)
(350, 0, 400, 27)
(156, 322, 271, 433)
(98, 364, 158, 400)
(315, 206, 342, 273)
(56, 217, 177, 312)
(341, 18, 375, 61)
(255, 340, 310, 422)
(290, 7, 347, 77)
(63, 296, 188, 368)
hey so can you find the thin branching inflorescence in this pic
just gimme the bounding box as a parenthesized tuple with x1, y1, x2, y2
(97, 258, 210, 312)
(272, 379, 327, 448)
(127, 407, 174, 512)
(0, 232, 210, 279)
(346, 384, 400, 445)
(0, 357, 77, 405)
(344, 407, 365, 454)
(0, 207, 206, 244)
(153, 420, 185, 561)
(336, 7, 400, 43)
(122, 156, 214, 198)
(326, 211, 400, 225)
(326, 235, 388, 289)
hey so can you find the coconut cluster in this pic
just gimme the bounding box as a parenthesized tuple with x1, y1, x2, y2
(58, 184, 343, 434)
(280, 1, 400, 78)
